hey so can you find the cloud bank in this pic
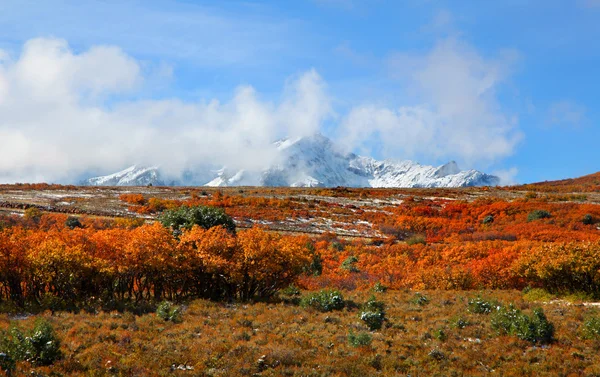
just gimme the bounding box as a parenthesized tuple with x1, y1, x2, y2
(0, 37, 521, 184)
(338, 38, 522, 166)
(0, 38, 331, 183)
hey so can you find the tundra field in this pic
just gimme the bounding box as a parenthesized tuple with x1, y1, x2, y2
(2, 176, 600, 376)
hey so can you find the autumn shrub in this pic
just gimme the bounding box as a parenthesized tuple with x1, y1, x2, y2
(156, 301, 183, 323)
(0, 319, 62, 368)
(360, 295, 386, 330)
(527, 209, 552, 222)
(300, 289, 345, 312)
(347, 330, 372, 347)
(515, 242, 600, 294)
(490, 304, 554, 344)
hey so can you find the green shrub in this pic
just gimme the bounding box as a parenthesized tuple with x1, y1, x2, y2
(300, 290, 345, 312)
(304, 243, 323, 276)
(0, 319, 62, 369)
(372, 282, 388, 293)
(491, 304, 554, 344)
(347, 331, 372, 347)
(523, 288, 554, 302)
(581, 317, 600, 339)
(411, 292, 429, 306)
(434, 328, 447, 341)
(406, 235, 426, 245)
(279, 284, 301, 298)
(583, 214, 595, 225)
(450, 317, 470, 329)
(65, 216, 83, 229)
(482, 215, 494, 224)
(158, 205, 235, 233)
(0, 352, 15, 374)
(468, 296, 497, 314)
(360, 296, 386, 331)
(340, 256, 359, 273)
(156, 301, 183, 323)
(527, 209, 552, 222)
(331, 241, 345, 252)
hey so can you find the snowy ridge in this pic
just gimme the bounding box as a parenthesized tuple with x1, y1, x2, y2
(84, 165, 163, 186)
(83, 134, 500, 188)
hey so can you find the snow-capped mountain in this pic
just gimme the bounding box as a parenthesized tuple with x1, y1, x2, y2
(83, 134, 500, 188)
(84, 165, 164, 186)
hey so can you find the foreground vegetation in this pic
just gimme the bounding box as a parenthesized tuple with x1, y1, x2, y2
(2, 181, 600, 375)
(3, 290, 600, 376)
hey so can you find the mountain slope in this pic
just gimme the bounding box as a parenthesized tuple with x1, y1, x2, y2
(83, 134, 500, 188)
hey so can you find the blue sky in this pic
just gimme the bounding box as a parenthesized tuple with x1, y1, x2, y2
(0, 0, 598, 184)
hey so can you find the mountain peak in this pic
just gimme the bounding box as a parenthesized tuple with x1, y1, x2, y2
(435, 161, 461, 178)
(83, 137, 499, 188)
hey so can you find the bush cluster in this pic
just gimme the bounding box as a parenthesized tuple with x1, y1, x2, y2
(490, 304, 554, 344)
(468, 296, 497, 314)
(0, 319, 62, 373)
(360, 295, 386, 331)
(158, 205, 236, 234)
(347, 331, 372, 347)
(527, 209, 552, 222)
(156, 301, 183, 323)
(300, 289, 345, 312)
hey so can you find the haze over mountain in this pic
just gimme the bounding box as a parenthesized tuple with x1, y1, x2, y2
(83, 134, 499, 188)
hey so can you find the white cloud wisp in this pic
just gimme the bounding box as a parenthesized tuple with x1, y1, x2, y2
(0, 38, 331, 183)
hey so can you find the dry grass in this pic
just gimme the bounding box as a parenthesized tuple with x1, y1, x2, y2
(2, 290, 600, 376)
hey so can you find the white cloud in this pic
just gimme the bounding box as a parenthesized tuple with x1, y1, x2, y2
(0, 38, 331, 183)
(547, 100, 586, 128)
(492, 167, 519, 186)
(338, 37, 522, 167)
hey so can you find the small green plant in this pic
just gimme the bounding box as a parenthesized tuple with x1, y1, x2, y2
(434, 328, 447, 341)
(523, 288, 554, 302)
(0, 319, 62, 369)
(304, 243, 323, 276)
(527, 209, 552, 222)
(450, 317, 470, 329)
(331, 241, 345, 251)
(373, 282, 388, 293)
(482, 215, 494, 224)
(348, 331, 372, 347)
(340, 255, 359, 273)
(406, 235, 426, 245)
(300, 290, 345, 312)
(280, 284, 301, 297)
(0, 352, 15, 374)
(411, 292, 429, 306)
(468, 296, 497, 314)
(360, 295, 386, 331)
(581, 316, 600, 339)
(65, 216, 83, 229)
(156, 301, 183, 323)
(491, 304, 554, 344)
(583, 214, 595, 225)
